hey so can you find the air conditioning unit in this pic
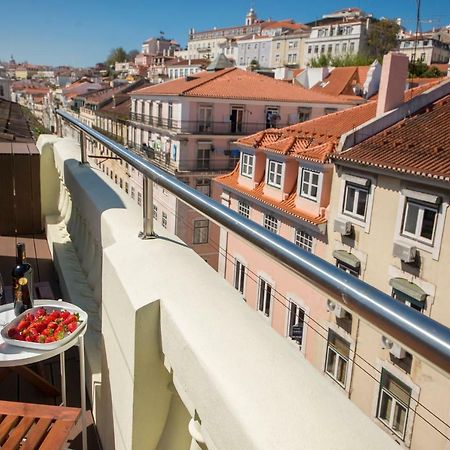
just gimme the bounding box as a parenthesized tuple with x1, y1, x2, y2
(381, 335, 407, 359)
(393, 242, 417, 263)
(327, 299, 347, 319)
(334, 218, 352, 236)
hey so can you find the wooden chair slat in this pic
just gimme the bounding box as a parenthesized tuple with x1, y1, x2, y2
(0, 401, 80, 421)
(0, 415, 20, 443)
(20, 418, 52, 450)
(39, 419, 76, 450)
(2, 416, 35, 450)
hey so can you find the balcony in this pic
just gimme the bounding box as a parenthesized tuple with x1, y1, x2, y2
(2, 109, 449, 449)
(92, 124, 125, 145)
(129, 112, 290, 135)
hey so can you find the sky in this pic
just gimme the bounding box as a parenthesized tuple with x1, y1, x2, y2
(1, 0, 448, 67)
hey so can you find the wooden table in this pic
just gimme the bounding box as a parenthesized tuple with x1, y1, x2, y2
(0, 399, 81, 449)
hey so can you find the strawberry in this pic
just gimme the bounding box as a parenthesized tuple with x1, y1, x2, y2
(45, 336, 55, 343)
(7, 326, 18, 338)
(17, 320, 30, 332)
(63, 315, 77, 325)
(67, 322, 78, 333)
(60, 310, 70, 319)
(38, 335, 46, 343)
(36, 307, 47, 317)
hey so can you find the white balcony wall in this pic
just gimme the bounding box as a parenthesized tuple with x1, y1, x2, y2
(37, 134, 399, 450)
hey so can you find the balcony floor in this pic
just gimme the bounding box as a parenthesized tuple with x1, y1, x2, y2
(0, 234, 102, 450)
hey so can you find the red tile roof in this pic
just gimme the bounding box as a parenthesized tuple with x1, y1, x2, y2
(133, 67, 352, 104)
(311, 66, 370, 98)
(216, 165, 328, 225)
(236, 80, 443, 162)
(333, 94, 450, 181)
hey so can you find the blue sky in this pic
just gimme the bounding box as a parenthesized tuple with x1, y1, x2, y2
(1, 0, 447, 67)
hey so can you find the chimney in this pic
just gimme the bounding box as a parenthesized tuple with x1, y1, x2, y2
(376, 52, 409, 116)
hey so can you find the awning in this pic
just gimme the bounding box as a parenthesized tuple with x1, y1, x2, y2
(332, 250, 360, 269)
(389, 278, 427, 303)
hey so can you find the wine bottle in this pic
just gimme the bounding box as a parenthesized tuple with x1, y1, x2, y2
(12, 242, 34, 316)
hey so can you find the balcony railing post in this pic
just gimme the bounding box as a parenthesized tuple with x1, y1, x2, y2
(79, 131, 88, 164)
(139, 176, 156, 239)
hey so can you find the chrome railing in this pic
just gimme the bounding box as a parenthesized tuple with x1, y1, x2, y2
(56, 109, 450, 376)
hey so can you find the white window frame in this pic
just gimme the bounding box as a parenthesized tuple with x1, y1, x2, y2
(263, 213, 278, 234)
(287, 300, 305, 349)
(257, 277, 272, 318)
(401, 199, 438, 245)
(266, 159, 283, 188)
(153, 205, 158, 219)
(240, 152, 254, 178)
(376, 369, 411, 440)
(338, 173, 376, 232)
(162, 212, 168, 229)
(325, 330, 350, 388)
(342, 182, 369, 220)
(394, 188, 447, 260)
(299, 168, 320, 202)
(234, 259, 246, 296)
(238, 200, 250, 218)
(295, 229, 314, 252)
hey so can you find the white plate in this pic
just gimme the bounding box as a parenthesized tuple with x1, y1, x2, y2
(0, 304, 87, 350)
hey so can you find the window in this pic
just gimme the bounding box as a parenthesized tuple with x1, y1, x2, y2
(324, 108, 337, 115)
(263, 213, 278, 233)
(402, 200, 438, 244)
(390, 278, 426, 313)
(342, 42, 347, 53)
(131, 186, 135, 199)
(197, 147, 211, 170)
(287, 301, 305, 347)
(349, 42, 355, 53)
(298, 107, 311, 122)
(193, 219, 209, 244)
(168, 102, 173, 128)
(257, 277, 272, 317)
(196, 178, 211, 196)
(325, 330, 350, 388)
(377, 370, 411, 440)
(137, 192, 142, 206)
(241, 153, 254, 177)
(335, 43, 340, 53)
(336, 260, 360, 277)
(234, 259, 246, 295)
(295, 229, 313, 252)
(267, 160, 283, 188)
(153, 205, 158, 219)
(238, 200, 250, 218)
(162, 212, 168, 229)
(308, 45, 312, 54)
(198, 106, 212, 133)
(343, 183, 369, 219)
(314, 45, 319, 54)
(300, 169, 320, 201)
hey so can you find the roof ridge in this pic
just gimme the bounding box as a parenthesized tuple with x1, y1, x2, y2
(182, 68, 236, 95)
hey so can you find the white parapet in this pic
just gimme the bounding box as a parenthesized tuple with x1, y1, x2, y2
(37, 134, 399, 450)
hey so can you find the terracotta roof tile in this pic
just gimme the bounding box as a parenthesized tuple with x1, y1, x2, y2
(216, 164, 327, 225)
(132, 67, 352, 104)
(333, 95, 450, 181)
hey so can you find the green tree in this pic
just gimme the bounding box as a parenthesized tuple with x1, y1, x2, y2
(308, 54, 330, 67)
(367, 19, 400, 61)
(422, 65, 446, 78)
(105, 47, 128, 68)
(248, 59, 260, 71)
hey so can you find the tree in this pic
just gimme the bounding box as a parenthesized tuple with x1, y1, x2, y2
(367, 19, 400, 61)
(308, 53, 374, 68)
(248, 59, 260, 71)
(105, 47, 128, 68)
(126, 49, 139, 62)
(308, 54, 330, 67)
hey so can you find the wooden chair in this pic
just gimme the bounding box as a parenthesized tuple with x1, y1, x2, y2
(0, 400, 81, 449)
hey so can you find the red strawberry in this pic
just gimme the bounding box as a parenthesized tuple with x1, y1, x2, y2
(67, 322, 78, 333)
(17, 320, 30, 331)
(45, 336, 55, 343)
(7, 327, 18, 338)
(36, 307, 47, 317)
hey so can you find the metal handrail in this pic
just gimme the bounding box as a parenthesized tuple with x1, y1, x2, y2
(56, 109, 450, 376)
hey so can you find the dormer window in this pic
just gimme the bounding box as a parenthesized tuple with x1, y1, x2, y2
(300, 169, 320, 202)
(241, 153, 254, 178)
(267, 160, 283, 188)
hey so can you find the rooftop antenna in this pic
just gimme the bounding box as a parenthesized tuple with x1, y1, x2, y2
(409, 0, 421, 102)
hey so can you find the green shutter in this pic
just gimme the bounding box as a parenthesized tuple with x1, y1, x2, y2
(332, 250, 360, 269)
